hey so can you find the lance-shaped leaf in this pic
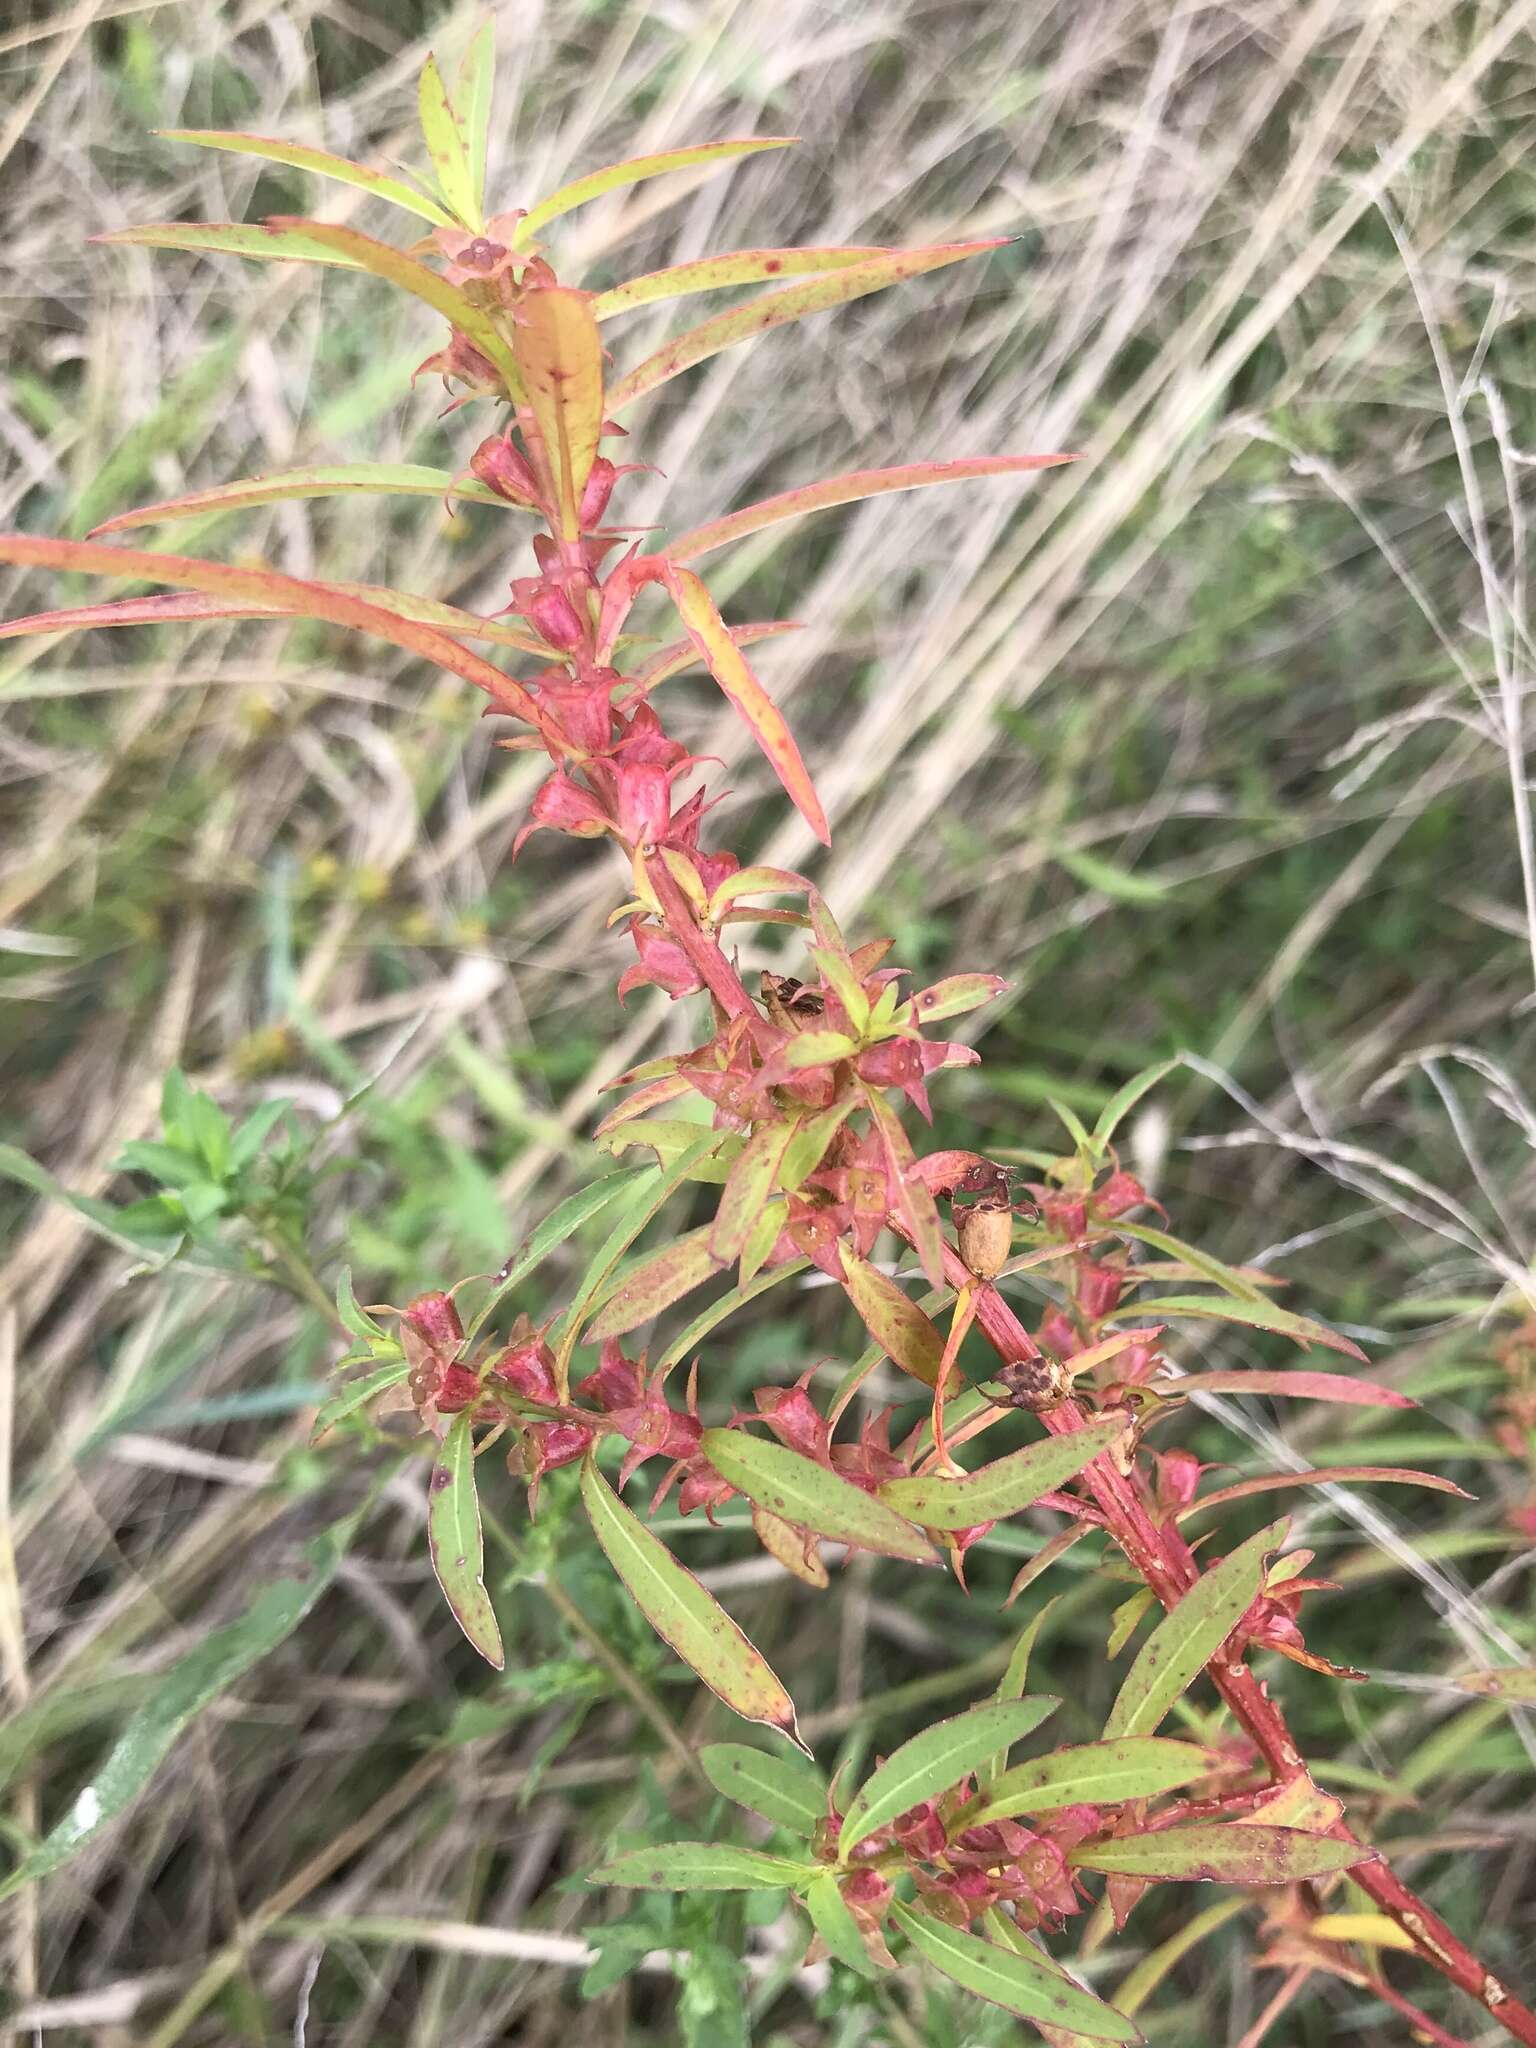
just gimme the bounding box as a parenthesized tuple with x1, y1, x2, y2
(591, 1842, 810, 1890)
(584, 1225, 724, 1340)
(0, 1510, 361, 1900)
(310, 1360, 411, 1442)
(1179, 1466, 1470, 1521)
(154, 129, 453, 226)
(1151, 1368, 1414, 1410)
(1089, 1058, 1182, 1158)
(88, 463, 524, 537)
(838, 1244, 944, 1390)
(860, 1081, 946, 1285)
(1102, 1519, 1288, 1740)
(711, 1117, 799, 1264)
(1111, 1294, 1367, 1362)
(669, 456, 1076, 563)
(621, 619, 801, 699)
(579, 1457, 800, 1743)
(608, 241, 1007, 412)
(699, 1429, 939, 1564)
(512, 286, 605, 537)
(889, 1902, 1139, 2042)
(1071, 1824, 1372, 1885)
(877, 1414, 1130, 1530)
(665, 563, 829, 843)
(655, 1258, 807, 1372)
(700, 1742, 828, 1833)
(418, 52, 479, 226)
(0, 536, 547, 724)
(256, 219, 524, 396)
(461, 1170, 648, 1343)
(838, 1696, 1058, 1857)
(453, 21, 495, 219)
(803, 1872, 885, 1977)
(1113, 1224, 1272, 1303)
(428, 1411, 503, 1667)
(515, 137, 796, 247)
(967, 1739, 1218, 1826)
(594, 243, 888, 319)
(93, 220, 372, 267)
(909, 972, 1010, 1026)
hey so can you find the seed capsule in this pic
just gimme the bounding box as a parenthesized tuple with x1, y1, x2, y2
(991, 1355, 1072, 1412)
(957, 1201, 1012, 1279)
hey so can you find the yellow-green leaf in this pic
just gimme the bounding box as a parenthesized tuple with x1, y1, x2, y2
(890, 1902, 1139, 2042)
(591, 1843, 808, 1890)
(418, 52, 480, 226)
(1071, 1824, 1371, 1885)
(516, 138, 796, 248)
(512, 286, 606, 537)
(968, 1739, 1217, 1826)
(839, 1696, 1058, 1856)
(154, 130, 453, 226)
(584, 1225, 724, 1340)
(593, 244, 887, 319)
(878, 1416, 1130, 1530)
(699, 1742, 828, 1833)
(88, 463, 526, 537)
(428, 1412, 503, 1668)
(838, 1244, 945, 1390)
(699, 1430, 938, 1564)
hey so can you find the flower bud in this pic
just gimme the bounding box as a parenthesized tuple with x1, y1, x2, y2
(402, 1290, 463, 1351)
(528, 586, 585, 651)
(470, 434, 539, 505)
(578, 456, 618, 529)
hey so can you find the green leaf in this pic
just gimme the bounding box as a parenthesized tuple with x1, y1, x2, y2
(699, 1430, 939, 1564)
(1110, 1294, 1367, 1362)
(838, 1696, 1058, 1857)
(462, 1170, 647, 1342)
(418, 52, 479, 226)
(0, 1512, 360, 1899)
(228, 1097, 291, 1172)
(1090, 1058, 1181, 1157)
(88, 463, 525, 537)
(779, 1101, 855, 1192)
(515, 138, 796, 248)
(889, 1902, 1139, 2042)
(860, 1082, 945, 1286)
(591, 1843, 809, 1891)
(803, 1872, 883, 1977)
(699, 1743, 827, 1833)
(584, 1226, 724, 1340)
(334, 1265, 383, 1340)
(512, 286, 605, 538)
(155, 128, 453, 225)
(608, 241, 1006, 412)
(838, 1244, 944, 1390)
(94, 220, 375, 267)
(710, 1118, 799, 1265)
(428, 1413, 504, 1668)
(909, 972, 1010, 1026)
(579, 1458, 800, 1744)
(1071, 1824, 1371, 1885)
(968, 1739, 1218, 1826)
(594, 244, 889, 319)
(985, 1597, 1059, 1785)
(310, 1361, 410, 1441)
(453, 21, 495, 217)
(654, 1257, 808, 1372)
(1102, 1519, 1287, 1740)
(1055, 846, 1170, 904)
(1113, 1223, 1268, 1303)
(877, 1416, 1130, 1530)
(776, 1030, 860, 1070)
(0, 1140, 180, 1256)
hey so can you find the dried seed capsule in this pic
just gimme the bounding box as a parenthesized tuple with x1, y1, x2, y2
(957, 1201, 1012, 1279)
(991, 1354, 1072, 1412)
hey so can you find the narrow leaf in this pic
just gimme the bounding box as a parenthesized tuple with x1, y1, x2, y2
(699, 1742, 828, 1833)
(968, 1739, 1217, 1826)
(1114, 1294, 1367, 1362)
(665, 564, 828, 843)
(622, 620, 802, 699)
(0, 1512, 359, 1899)
(838, 1244, 944, 1390)
(428, 1412, 503, 1667)
(670, 456, 1076, 563)
(1072, 1824, 1371, 1885)
(591, 1843, 807, 1890)
(890, 1902, 1139, 2042)
(700, 1430, 938, 1564)
(1090, 1058, 1181, 1156)
(860, 1082, 945, 1285)
(878, 1415, 1130, 1530)
(88, 464, 524, 536)
(1152, 1369, 1413, 1410)
(310, 1361, 411, 1441)
(594, 244, 887, 318)
(910, 972, 1010, 1025)
(986, 1597, 1060, 1784)
(1102, 1519, 1288, 1740)
(1182, 1467, 1472, 1520)
(512, 286, 605, 537)
(608, 242, 1007, 412)
(579, 1458, 800, 1742)
(516, 138, 796, 247)
(93, 220, 373, 266)
(453, 21, 495, 216)
(462, 1171, 648, 1341)
(418, 53, 479, 225)
(155, 129, 453, 225)
(584, 1226, 724, 1340)
(838, 1696, 1058, 1856)
(711, 1118, 798, 1262)
(804, 1872, 884, 1977)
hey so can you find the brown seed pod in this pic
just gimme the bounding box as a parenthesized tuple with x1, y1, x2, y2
(989, 1354, 1072, 1413)
(957, 1201, 1013, 1280)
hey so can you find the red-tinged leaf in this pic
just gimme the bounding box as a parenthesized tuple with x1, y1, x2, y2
(878, 1415, 1130, 1529)
(592, 1073, 694, 1137)
(597, 1120, 736, 1180)
(1180, 1467, 1472, 1522)
(1071, 1824, 1372, 1885)
(591, 1843, 810, 1890)
(777, 1030, 860, 1070)
(515, 138, 797, 247)
(93, 220, 373, 266)
(608, 242, 1008, 412)
(890, 1902, 1139, 2041)
(838, 1243, 944, 1390)
(664, 564, 829, 843)
(579, 1456, 802, 1744)
(261, 218, 523, 396)
(0, 536, 548, 726)
(593, 243, 889, 319)
(707, 865, 813, 919)
(699, 1429, 938, 1564)
(619, 620, 801, 700)
(584, 1225, 724, 1339)
(427, 1412, 504, 1668)
(839, 1697, 1059, 1856)
(968, 1738, 1220, 1826)
(88, 463, 523, 537)
(910, 972, 1010, 1026)
(1151, 1369, 1414, 1410)
(1452, 1667, 1536, 1702)
(512, 286, 605, 537)
(669, 456, 1077, 562)
(711, 1119, 798, 1263)
(418, 52, 479, 226)
(155, 129, 453, 226)
(1005, 1523, 1092, 1607)
(1103, 1520, 1289, 1740)
(861, 1082, 945, 1285)
(1111, 1293, 1367, 1362)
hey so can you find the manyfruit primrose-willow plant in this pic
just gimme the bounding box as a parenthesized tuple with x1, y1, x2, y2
(3, 33, 1531, 2043)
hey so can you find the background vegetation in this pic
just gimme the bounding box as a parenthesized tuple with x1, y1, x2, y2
(2, 0, 1534, 2041)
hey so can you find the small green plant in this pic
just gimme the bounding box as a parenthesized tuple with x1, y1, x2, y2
(4, 28, 1534, 2045)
